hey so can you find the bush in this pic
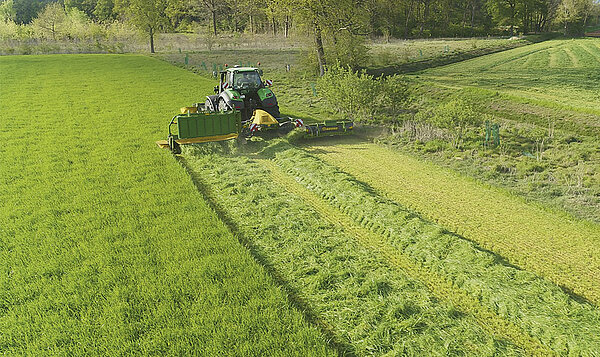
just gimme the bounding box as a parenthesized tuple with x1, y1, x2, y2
(317, 64, 379, 122)
(430, 99, 481, 148)
(317, 64, 411, 123)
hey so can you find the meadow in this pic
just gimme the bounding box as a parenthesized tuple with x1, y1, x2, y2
(4, 38, 600, 355)
(383, 38, 600, 222)
(0, 55, 333, 355)
(180, 139, 600, 355)
(303, 138, 600, 305)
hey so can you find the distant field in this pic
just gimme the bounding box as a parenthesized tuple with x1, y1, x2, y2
(0, 55, 332, 355)
(409, 38, 600, 222)
(418, 39, 600, 128)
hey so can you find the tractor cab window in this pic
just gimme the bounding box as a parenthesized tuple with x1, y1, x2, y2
(233, 71, 262, 89)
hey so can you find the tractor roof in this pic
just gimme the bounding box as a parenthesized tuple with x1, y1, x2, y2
(221, 67, 259, 73)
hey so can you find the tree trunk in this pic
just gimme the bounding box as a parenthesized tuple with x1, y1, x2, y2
(272, 17, 277, 35)
(471, 2, 476, 32)
(404, 0, 414, 39)
(249, 14, 254, 34)
(314, 23, 326, 76)
(285, 15, 289, 38)
(149, 27, 155, 53)
(212, 10, 217, 36)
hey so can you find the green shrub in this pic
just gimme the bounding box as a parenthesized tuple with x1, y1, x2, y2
(430, 99, 481, 148)
(317, 64, 411, 124)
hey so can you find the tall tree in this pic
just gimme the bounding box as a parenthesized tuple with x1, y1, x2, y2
(0, 0, 16, 22)
(116, 0, 169, 52)
(487, 0, 519, 34)
(32, 2, 66, 39)
(556, 0, 594, 35)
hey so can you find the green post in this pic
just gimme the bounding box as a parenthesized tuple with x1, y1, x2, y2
(201, 61, 207, 70)
(310, 83, 317, 96)
(492, 123, 500, 146)
(184, 54, 189, 65)
(419, 49, 423, 57)
(485, 120, 491, 148)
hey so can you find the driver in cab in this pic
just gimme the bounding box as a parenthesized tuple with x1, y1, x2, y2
(235, 72, 259, 88)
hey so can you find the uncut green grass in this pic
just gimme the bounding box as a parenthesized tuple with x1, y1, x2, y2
(182, 144, 523, 356)
(0, 55, 333, 355)
(269, 141, 600, 355)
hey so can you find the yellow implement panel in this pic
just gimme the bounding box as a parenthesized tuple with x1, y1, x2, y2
(252, 109, 278, 125)
(156, 140, 169, 148)
(176, 133, 238, 144)
(180, 106, 198, 114)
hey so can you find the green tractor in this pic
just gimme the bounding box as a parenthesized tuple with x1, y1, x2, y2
(156, 66, 354, 153)
(206, 66, 281, 123)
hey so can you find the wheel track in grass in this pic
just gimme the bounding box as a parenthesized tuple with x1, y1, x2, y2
(303, 140, 600, 306)
(258, 159, 553, 356)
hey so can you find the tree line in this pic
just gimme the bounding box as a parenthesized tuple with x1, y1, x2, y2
(1, 0, 599, 63)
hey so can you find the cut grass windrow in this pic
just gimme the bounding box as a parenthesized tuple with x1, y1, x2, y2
(260, 159, 550, 356)
(182, 144, 525, 356)
(264, 140, 600, 355)
(304, 139, 600, 306)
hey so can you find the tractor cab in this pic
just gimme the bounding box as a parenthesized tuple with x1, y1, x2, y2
(211, 67, 280, 122)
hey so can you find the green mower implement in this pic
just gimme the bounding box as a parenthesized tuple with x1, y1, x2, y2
(157, 66, 354, 152)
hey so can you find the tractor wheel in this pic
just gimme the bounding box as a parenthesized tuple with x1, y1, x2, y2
(218, 98, 230, 112)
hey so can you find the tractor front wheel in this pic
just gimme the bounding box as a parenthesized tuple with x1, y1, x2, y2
(218, 98, 230, 112)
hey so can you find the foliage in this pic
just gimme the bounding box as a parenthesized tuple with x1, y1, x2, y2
(430, 99, 480, 148)
(31, 2, 66, 40)
(316, 64, 411, 123)
(0, 54, 333, 355)
(115, 0, 169, 52)
(0, 0, 16, 22)
(316, 64, 379, 122)
(556, 0, 596, 35)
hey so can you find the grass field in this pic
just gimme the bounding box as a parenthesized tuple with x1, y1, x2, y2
(0, 55, 333, 355)
(397, 38, 600, 222)
(180, 139, 600, 355)
(5, 40, 600, 355)
(418, 38, 600, 122)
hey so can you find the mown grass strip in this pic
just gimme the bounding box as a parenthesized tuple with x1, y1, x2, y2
(304, 139, 600, 306)
(182, 145, 524, 356)
(0, 54, 333, 355)
(267, 141, 600, 355)
(260, 159, 551, 356)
